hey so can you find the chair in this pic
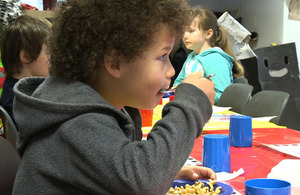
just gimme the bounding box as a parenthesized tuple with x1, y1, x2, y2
(241, 90, 290, 125)
(217, 83, 254, 114)
(0, 136, 20, 195)
(169, 42, 190, 86)
(234, 77, 249, 84)
(0, 106, 17, 148)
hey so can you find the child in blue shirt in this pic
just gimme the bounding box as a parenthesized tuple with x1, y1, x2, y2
(173, 7, 244, 104)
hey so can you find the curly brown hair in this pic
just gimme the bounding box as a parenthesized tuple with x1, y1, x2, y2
(49, 0, 192, 84)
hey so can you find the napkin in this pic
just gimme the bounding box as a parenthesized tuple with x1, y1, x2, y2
(267, 159, 300, 195)
(212, 106, 232, 113)
(216, 168, 245, 182)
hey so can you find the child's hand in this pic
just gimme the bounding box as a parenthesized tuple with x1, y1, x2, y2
(182, 71, 215, 105)
(175, 165, 217, 180)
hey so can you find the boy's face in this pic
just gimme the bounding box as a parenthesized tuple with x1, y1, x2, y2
(28, 43, 50, 77)
(116, 29, 175, 109)
(183, 18, 208, 54)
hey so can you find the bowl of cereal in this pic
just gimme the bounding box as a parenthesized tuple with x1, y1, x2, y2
(167, 179, 233, 195)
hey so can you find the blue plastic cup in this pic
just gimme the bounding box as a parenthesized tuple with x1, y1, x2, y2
(245, 178, 291, 195)
(202, 134, 231, 173)
(229, 115, 253, 147)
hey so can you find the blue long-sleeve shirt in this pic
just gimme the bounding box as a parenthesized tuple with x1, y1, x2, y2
(173, 47, 234, 104)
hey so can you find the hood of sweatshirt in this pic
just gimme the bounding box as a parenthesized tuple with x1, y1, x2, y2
(197, 47, 234, 67)
(13, 76, 140, 154)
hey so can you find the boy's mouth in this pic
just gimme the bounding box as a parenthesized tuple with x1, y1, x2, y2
(159, 89, 168, 93)
(159, 88, 176, 94)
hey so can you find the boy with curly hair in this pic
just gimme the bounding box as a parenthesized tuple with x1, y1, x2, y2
(13, 0, 216, 194)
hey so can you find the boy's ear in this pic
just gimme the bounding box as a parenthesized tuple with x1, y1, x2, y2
(206, 29, 214, 39)
(104, 50, 122, 78)
(19, 49, 31, 64)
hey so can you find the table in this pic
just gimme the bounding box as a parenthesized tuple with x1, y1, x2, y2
(191, 127, 300, 194)
(186, 107, 300, 194)
(142, 104, 300, 194)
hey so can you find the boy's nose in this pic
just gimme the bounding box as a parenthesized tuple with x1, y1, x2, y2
(167, 61, 175, 79)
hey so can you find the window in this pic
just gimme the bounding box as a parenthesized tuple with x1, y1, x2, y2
(20, 0, 43, 10)
(20, 0, 57, 10)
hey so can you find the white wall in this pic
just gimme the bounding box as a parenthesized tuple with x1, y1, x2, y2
(283, 0, 300, 68)
(189, 0, 300, 70)
(189, 0, 227, 11)
(238, 0, 284, 48)
(236, 0, 300, 70)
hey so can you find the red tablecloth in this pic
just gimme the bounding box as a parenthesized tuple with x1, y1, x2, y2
(190, 128, 300, 194)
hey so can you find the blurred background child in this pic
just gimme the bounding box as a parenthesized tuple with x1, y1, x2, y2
(173, 7, 244, 104)
(0, 0, 23, 97)
(0, 14, 51, 125)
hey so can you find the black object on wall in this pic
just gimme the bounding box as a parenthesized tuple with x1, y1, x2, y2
(240, 56, 261, 95)
(254, 42, 300, 130)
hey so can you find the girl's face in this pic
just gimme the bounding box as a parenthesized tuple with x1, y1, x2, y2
(183, 18, 208, 54)
(116, 29, 175, 109)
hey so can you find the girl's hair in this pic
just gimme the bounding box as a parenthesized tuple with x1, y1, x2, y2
(49, 0, 192, 84)
(0, 15, 51, 77)
(192, 7, 244, 78)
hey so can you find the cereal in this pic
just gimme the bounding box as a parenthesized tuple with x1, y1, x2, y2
(167, 179, 222, 195)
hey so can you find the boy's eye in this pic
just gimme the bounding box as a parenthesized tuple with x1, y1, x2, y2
(159, 55, 166, 61)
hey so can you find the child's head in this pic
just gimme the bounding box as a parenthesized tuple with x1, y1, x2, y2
(49, 0, 192, 109)
(0, 15, 51, 77)
(49, 0, 191, 84)
(191, 8, 221, 48)
(188, 7, 244, 78)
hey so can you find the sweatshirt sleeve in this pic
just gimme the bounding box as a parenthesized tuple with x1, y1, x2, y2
(60, 83, 212, 195)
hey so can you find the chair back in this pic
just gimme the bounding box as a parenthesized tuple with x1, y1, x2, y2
(170, 42, 190, 86)
(0, 136, 20, 195)
(0, 106, 17, 148)
(242, 90, 290, 124)
(217, 83, 254, 114)
(234, 77, 249, 84)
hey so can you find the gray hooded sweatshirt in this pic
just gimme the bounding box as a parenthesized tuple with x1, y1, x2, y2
(12, 76, 212, 195)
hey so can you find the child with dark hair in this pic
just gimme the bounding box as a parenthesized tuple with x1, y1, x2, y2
(13, 0, 216, 194)
(173, 7, 245, 104)
(0, 0, 22, 97)
(0, 14, 51, 124)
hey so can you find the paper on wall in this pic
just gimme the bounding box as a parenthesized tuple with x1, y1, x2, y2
(217, 12, 256, 60)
